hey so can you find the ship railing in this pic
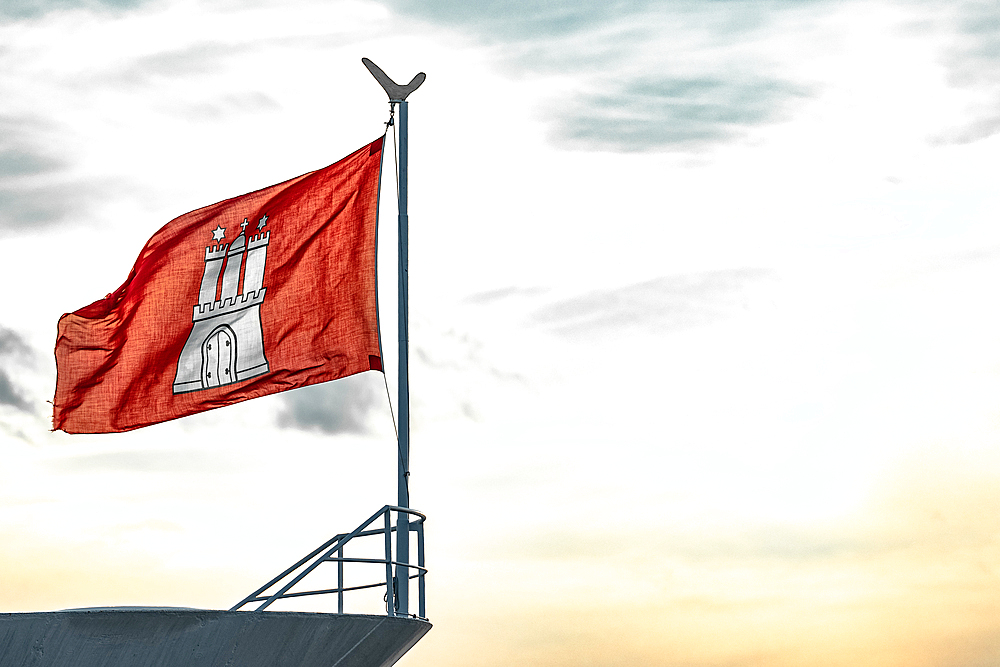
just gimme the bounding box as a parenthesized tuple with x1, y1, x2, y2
(230, 505, 427, 620)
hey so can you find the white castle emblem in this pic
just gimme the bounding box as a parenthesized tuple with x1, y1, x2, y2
(173, 216, 271, 394)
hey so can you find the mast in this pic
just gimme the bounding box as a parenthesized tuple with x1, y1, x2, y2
(362, 58, 425, 616)
(395, 96, 411, 616)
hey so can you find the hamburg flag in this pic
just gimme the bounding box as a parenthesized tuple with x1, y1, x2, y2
(53, 137, 385, 434)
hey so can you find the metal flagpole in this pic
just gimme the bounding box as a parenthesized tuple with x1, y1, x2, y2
(362, 58, 425, 617)
(395, 97, 410, 616)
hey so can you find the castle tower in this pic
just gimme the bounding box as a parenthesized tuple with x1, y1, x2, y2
(244, 230, 270, 293)
(173, 218, 271, 394)
(220, 232, 245, 303)
(200, 243, 227, 304)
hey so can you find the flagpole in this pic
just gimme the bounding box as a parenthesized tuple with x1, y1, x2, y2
(362, 58, 424, 617)
(395, 97, 410, 616)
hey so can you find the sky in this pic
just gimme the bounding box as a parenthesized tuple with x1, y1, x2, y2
(2, 0, 1000, 666)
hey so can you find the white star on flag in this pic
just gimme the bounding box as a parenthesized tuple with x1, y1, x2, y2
(211, 225, 225, 241)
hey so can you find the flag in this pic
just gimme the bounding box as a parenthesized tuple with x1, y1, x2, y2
(53, 137, 385, 434)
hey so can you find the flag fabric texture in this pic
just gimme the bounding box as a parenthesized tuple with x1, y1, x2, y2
(53, 137, 385, 434)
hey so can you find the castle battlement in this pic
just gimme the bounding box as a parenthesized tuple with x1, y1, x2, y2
(191, 287, 267, 322)
(205, 244, 228, 261)
(248, 231, 270, 250)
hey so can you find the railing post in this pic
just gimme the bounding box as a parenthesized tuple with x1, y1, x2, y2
(337, 545, 344, 614)
(384, 509, 394, 616)
(417, 520, 425, 619)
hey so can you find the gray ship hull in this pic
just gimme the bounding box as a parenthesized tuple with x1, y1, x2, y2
(0, 608, 430, 667)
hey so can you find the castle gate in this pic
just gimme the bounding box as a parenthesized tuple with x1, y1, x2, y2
(202, 325, 237, 388)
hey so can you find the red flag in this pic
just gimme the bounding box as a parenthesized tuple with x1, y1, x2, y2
(53, 137, 385, 434)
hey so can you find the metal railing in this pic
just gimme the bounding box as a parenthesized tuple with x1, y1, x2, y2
(231, 505, 427, 619)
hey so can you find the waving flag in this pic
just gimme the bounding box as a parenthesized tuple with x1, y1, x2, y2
(53, 137, 385, 434)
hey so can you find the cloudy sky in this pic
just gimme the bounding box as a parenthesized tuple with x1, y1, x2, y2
(3, 0, 1000, 665)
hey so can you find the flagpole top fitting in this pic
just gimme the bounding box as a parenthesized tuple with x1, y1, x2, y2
(362, 58, 426, 102)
